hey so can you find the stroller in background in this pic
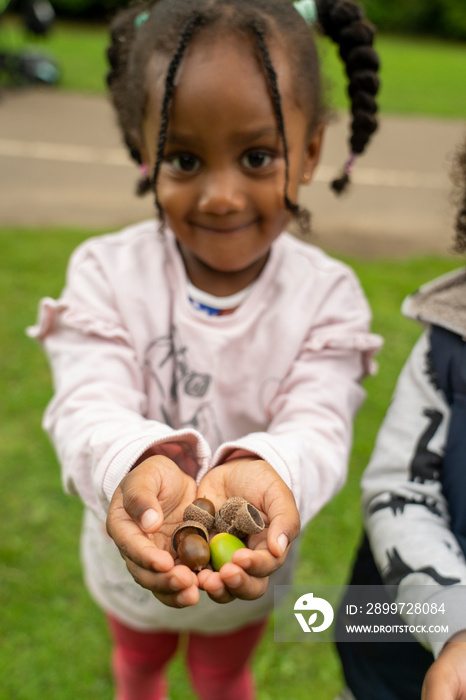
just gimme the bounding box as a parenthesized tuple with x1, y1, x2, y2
(0, 0, 60, 86)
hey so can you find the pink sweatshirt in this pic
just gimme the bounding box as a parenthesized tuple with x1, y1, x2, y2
(28, 219, 381, 632)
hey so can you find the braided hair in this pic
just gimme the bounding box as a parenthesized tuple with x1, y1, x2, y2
(106, 0, 380, 233)
(316, 0, 379, 192)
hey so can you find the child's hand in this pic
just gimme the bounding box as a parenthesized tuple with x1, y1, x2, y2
(422, 631, 466, 700)
(106, 455, 200, 608)
(196, 457, 300, 604)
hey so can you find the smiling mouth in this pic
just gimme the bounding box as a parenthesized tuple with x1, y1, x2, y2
(191, 220, 259, 234)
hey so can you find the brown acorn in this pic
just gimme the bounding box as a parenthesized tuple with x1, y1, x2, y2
(192, 497, 215, 517)
(183, 497, 215, 532)
(177, 533, 211, 572)
(171, 520, 209, 554)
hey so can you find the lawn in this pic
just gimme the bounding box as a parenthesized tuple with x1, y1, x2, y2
(0, 228, 459, 698)
(0, 17, 465, 118)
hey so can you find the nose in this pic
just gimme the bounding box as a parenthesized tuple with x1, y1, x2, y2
(197, 169, 246, 215)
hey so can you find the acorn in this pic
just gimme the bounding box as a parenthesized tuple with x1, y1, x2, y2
(178, 533, 211, 572)
(171, 520, 209, 555)
(216, 497, 265, 537)
(183, 497, 215, 532)
(209, 533, 246, 571)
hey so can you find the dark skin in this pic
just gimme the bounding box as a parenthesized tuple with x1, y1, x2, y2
(106, 455, 300, 607)
(421, 631, 466, 700)
(138, 34, 323, 297)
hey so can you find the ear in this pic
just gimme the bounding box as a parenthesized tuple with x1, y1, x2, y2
(300, 124, 325, 185)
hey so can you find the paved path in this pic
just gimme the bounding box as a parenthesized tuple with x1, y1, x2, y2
(0, 87, 464, 257)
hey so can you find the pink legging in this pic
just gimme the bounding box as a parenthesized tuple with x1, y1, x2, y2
(107, 615, 268, 700)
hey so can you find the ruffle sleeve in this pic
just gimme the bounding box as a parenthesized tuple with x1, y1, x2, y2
(27, 296, 133, 345)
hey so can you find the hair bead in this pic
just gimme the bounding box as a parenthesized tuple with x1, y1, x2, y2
(134, 11, 149, 28)
(293, 0, 317, 26)
(344, 152, 356, 175)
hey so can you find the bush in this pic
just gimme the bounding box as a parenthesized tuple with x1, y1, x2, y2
(362, 0, 466, 40)
(49, 0, 125, 20)
(440, 0, 466, 39)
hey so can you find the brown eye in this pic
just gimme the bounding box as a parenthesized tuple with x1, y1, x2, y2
(169, 153, 200, 172)
(242, 151, 273, 170)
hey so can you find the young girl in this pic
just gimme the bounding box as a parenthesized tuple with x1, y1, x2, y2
(29, 0, 382, 698)
(335, 136, 466, 700)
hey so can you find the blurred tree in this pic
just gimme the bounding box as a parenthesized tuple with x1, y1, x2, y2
(362, 0, 466, 39)
(11, 0, 465, 37)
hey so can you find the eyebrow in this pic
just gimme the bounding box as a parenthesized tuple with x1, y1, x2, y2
(164, 126, 280, 148)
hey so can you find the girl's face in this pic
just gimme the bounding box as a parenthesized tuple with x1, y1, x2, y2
(141, 32, 323, 296)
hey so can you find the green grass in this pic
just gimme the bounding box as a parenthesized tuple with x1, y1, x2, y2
(1, 17, 465, 118)
(0, 227, 460, 699)
(1, 17, 108, 93)
(319, 33, 466, 119)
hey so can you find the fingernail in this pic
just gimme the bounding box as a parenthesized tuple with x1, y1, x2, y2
(141, 508, 159, 531)
(278, 533, 289, 555)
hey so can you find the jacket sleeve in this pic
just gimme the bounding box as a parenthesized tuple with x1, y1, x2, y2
(210, 266, 382, 527)
(362, 331, 466, 656)
(27, 244, 211, 522)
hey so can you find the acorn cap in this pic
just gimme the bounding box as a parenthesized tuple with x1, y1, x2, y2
(183, 502, 215, 531)
(171, 520, 209, 554)
(234, 502, 265, 535)
(217, 497, 247, 524)
(214, 511, 245, 540)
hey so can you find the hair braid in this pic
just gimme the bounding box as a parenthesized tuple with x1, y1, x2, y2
(151, 12, 206, 224)
(247, 21, 309, 232)
(316, 0, 380, 193)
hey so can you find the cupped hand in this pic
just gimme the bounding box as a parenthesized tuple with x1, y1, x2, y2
(196, 457, 300, 603)
(106, 454, 199, 608)
(422, 631, 466, 700)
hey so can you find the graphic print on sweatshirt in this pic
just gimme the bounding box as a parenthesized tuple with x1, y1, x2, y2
(143, 325, 222, 445)
(369, 494, 443, 518)
(409, 408, 443, 483)
(383, 547, 461, 589)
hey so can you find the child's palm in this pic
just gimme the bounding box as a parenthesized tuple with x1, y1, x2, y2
(107, 455, 200, 607)
(197, 458, 300, 603)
